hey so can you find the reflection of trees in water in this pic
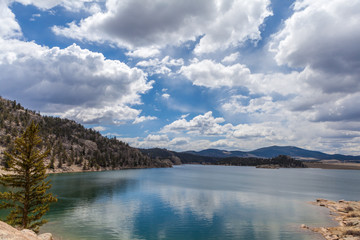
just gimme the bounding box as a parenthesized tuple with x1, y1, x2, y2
(38, 166, 342, 240)
(47, 171, 139, 214)
(43, 170, 143, 240)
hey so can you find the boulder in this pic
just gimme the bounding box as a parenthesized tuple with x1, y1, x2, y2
(0, 221, 53, 240)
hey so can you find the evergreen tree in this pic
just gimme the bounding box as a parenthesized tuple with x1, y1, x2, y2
(49, 152, 55, 170)
(0, 121, 57, 232)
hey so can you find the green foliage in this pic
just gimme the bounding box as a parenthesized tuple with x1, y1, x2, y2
(0, 96, 169, 171)
(0, 122, 57, 232)
(213, 155, 306, 168)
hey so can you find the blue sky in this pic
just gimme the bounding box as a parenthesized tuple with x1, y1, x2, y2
(1, 0, 360, 154)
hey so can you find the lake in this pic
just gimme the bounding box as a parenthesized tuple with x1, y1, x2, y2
(37, 165, 360, 239)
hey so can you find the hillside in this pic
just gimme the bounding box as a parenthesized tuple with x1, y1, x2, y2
(140, 148, 306, 168)
(185, 146, 360, 162)
(184, 149, 251, 158)
(0, 97, 172, 173)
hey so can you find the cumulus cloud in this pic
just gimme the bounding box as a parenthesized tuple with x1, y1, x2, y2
(120, 135, 191, 150)
(266, 0, 360, 126)
(222, 96, 278, 115)
(0, 39, 153, 124)
(0, 1, 22, 39)
(169, 137, 189, 146)
(121, 108, 360, 154)
(231, 124, 275, 139)
(144, 134, 169, 142)
(180, 59, 251, 88)
(221, 52, 239, 64)
(180, 59, 305, 96)
(133, 115, 157, 124)
(126, 47, 160, 58)
(194, 0, 272, 55)
(310, 93, 360, 122)
(161, 93, 170, 99)
(270, 0, 360, 93)
(52, 0, 271, 54)
(136, 56, 184, 75)
(161, 111, 233, 136)
(92, 126, 106, 132)
(13, 0, 103, 12)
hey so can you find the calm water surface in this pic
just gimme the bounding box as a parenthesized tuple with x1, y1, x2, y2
(37, 165, 360, 239)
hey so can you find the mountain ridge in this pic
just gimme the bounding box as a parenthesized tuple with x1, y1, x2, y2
(182, 146, 360, 161)
(0, 97, 172, 173)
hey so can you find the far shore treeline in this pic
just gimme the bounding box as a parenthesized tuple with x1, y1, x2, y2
(140, 148, 306, 168)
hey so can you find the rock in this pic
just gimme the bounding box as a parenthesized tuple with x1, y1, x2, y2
(0, 221, 53, 240)
(38, 233, 53, 240)
(301, 224, 308, 229)
(21, 229, 38, 238)
(309, 199, 360, 240)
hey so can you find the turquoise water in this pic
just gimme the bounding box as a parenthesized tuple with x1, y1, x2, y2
(16, 166, 360, 239)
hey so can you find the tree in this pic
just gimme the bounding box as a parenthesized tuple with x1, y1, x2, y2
(0, 121, 57, 232)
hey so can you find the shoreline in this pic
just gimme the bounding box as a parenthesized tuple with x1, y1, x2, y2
(0, 165, 172, 176)
(302, 199, 360, 240)
(304, 162, 360, 170)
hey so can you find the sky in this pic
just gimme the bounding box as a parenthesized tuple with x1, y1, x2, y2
(1, 0, 360, 155)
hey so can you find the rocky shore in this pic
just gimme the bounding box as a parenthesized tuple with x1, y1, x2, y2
(301, 199, 360, 240)
(0, 221, 53, 240)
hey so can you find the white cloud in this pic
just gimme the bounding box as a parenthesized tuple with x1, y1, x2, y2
(180, 114, 189, 119)
(265, 0, 360, 125)
(161, 111, 233, 136)
(209, 139, 238, 149)
(144, 134, 169, 142)
(180, 59, 305, 95)
(194, 0, 272, 54)
(309, 93, 360, 122)
(169, 137, 189, 146)
(136, 56, 184, 75)
(126, 47, 160, 58)
(270, 0, 360, 94)
(92, 126, 106, 132)
(231, 124, 275, 139)
(0, 1, 22, 39)
(30, 13, 41, 21)
(132, 115, 157, 124)
(53, 0, 272, 54)
(0, 39, 153, 124)
(13, 0, 103, 12)
(161, 93, 170, 99)
(221, 52, 239, 64)
(180, 59, 251, 88)
(222, 95, 279, 115)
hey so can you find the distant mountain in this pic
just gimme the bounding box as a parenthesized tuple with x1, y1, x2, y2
(141, 148, 306, 168)
(139, 148, 216, 164)
(184, 149, 250, 158)
(185, 146, 360, 162)
(0, 97, 171, 172)
(249, 146, 330, 159)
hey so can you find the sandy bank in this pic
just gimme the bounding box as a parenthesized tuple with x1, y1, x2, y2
(304, 162, 360, 170)
(302, 199, 360, 240)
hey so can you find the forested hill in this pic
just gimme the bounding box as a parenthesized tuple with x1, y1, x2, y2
(0, 97, 172, 172)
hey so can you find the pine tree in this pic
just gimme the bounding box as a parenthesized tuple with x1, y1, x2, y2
(0, 121, 57, 232)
